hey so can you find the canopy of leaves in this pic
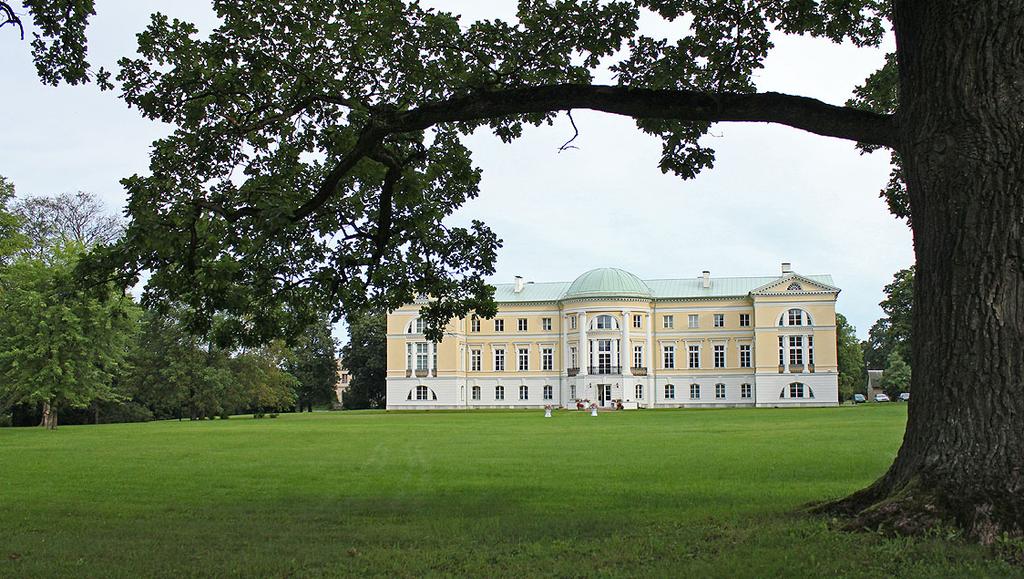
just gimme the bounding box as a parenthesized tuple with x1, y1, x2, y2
(836, 312, 865, 402)
(285, 317, 340, 409)
(1, 0, 109, 86)
(864, 266, 914, 368)
(340, 311, 386, 410)
(82, 1, 892, 343)
(880, 350, 911, 398)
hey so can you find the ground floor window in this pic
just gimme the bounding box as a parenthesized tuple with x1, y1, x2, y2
(496, 385, 505, 400)
(789, 382, 804, 398)
(416, 385, 429, 400)
(635, 384, 643, 399)
(519, 385, 529, 400)
(715, 383, 726, 399)
(543, 385, 553, 400)
(472, 385, 481, 400)
(665, 384, 675, 399)
(741, 383, 752, 399)
(570, 385, 576, 399)
(690, 384, 701, 400)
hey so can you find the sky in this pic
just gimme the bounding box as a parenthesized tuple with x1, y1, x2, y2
(0, 1, 914, 341)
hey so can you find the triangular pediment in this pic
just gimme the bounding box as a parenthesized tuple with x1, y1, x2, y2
(750, 274, 840, 296)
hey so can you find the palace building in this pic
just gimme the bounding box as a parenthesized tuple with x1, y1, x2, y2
(385, 264, 840, 409)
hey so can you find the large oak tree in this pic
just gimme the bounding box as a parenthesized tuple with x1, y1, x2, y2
(12, 0, 1022, 542)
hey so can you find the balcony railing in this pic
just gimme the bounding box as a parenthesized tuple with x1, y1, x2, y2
(631, 367, 648, 376)
(567, 367, 579, 377)
(588, 366, 622, 375)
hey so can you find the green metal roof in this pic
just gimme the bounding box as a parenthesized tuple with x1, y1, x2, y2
(563, 268, 653, 300)
(491, 271, 836, 303)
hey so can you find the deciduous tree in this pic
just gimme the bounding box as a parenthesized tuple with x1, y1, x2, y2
(69, 1, 1024, 541)
(340, 312, 386, 410)
(880, 351, 911, 400)
(864, 267, 914, 369)
(285, 317, 340, 412)
(835, 313, 865, 403)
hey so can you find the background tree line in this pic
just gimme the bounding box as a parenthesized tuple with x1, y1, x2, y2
(0, 177, 344, 428)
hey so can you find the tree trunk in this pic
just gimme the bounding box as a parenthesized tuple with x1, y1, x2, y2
(39, 401, 58, 430)
(823, 1, 1024, 543)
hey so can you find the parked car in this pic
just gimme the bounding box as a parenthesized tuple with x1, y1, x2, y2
(874, 393, 891, 402)
(898, 392, 910, 402)
(852, 394, 866, 404)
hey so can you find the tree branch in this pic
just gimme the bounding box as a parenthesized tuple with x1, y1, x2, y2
(390, 84, 898, 148)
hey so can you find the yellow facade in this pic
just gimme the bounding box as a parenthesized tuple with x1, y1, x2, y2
(386, 266, 841, 409)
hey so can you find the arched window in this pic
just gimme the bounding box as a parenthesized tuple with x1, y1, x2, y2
(407, 318, 425, 334)
(416, 385, 429, 400)
(780, 382, 816, 399)
(592, 314, 618, 330)
(690, 384, 701, 400)
(778, 308, 812, 327)
(495, 385, 505, 400)
(519, 385, 529, 400)
(665, 384, 675, 399)
(543, 385, 553, 400)
(787, 282, 803, 291)
(635, 384, 644, 400)
(472, 385, 481, 400)
(715, 383, 726, 399)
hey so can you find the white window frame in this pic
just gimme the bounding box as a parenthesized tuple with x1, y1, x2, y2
(688, 345, 700, 369)
(595, 315, 616, 330)
(663, 344, 676, 369)
(495, 385, 505, 400)
(495, 319, 504, 332)
(741, 383, 752, 399)
(518, 347, 530, 371)
(416, 342, 429, 371)
(789, 382, 805, 398)
(494, 348, 505, 372)
(665, 384, 675, 399)
(542, 317, 552, 331)
(570, 316, 577, 330)
(714, 344, 725, 368)
(663, 315, 674, 329)
(633, 345, 643, 369)
(471, 316, 480, 332)
(518, 318, 528, 332)
(416, 385, 429, 400)
(472, 385, 481, 400)
(789, 336, 804, 365)
(739, 344, 751, 368)
(543, 385, 553, 400)
(470, 349, 481, 372)
(688, 314, 699, 329)
(633, 314, 642, 329)
(713, 313, 724, 328)
(570, 346, 577, 368)
(635, 384, 644, 399)
(519, 385, 529, 400)
(690, 383, 701, 400)
(715, 383, 726, 399)
(542, 347, 553, 371)
(739, 313, 750, 327)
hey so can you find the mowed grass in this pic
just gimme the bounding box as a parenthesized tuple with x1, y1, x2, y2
(0, 406, 1018, 578)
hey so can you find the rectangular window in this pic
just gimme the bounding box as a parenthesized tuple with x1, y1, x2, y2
(688, 314, 699, 329)
(778, 336, 785, 366)
(518, 318, 528, 332)
(714, 314, 724, 327)
(663, 345, 676, 369)
(518, 347, 529, 371)
(665, 384, 675, 399)
(542, 317, 552, 331)
(416, 343, 429, 370)
(633, 345, 643, 369)
(543, 385, 553, 400)
(470, 349, 481, 371)
(739, 313, 750, 327)
(789, 336, 804, 365)
(633, 314, 642, 328)
(663, 315, 674, 329)
(635, 384, 643, 399)
(542, 347, 553, 371)
(472, 385, 481, 400)
(519, 385, 529, 400)
(471, 316, 480, 332)
(495, 319, 504, 332)
(688, 345, 700, 369)
(570, 385, 576, 399)
(714, 344, 725, 368)
(570, 316, 577, 330)
(406, 343, 413, 370)
(739, 344, 751, 368)
(741, 383, 752, 399)
(808, 336, 815, 365)
(494, 348, 505, 372)
(570, 346, 577, 368)
(495, 385, 505, 400)
(715, 383, 726, 399)
(788, 309, 804, 326)
(690, 384, 701, 400)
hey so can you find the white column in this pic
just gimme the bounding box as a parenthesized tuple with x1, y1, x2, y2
(561, 313, 569, 372)
(802, 334, 809, 371)
(427, 341, 435, 376)
(783, 335, 790, 372)
(578, 312, 587, 376)
(622, 310, 630, 375)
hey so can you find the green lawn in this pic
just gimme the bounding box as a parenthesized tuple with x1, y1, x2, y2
(0, 406, 1018, 577)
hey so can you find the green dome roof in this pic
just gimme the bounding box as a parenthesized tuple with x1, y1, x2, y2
(563, 268, 652, 300)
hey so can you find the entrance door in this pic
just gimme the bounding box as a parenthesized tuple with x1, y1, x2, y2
(598, 384, 613, 406)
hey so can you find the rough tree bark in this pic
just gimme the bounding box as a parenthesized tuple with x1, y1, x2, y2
(39, 401, 58, 430)
(822, 0, 1024, 543)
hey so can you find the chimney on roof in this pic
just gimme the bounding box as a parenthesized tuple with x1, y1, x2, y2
(514, 275, 525, 293)
(781, 262, 792, 275)
(702, 270, 711, 289)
